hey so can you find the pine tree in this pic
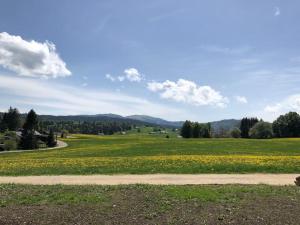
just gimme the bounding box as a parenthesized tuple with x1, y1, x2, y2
(20, 109, 38, 150)
(47, 129, 57, 147)
(181, 120, 193, 138)
(0, 107, 21, 131)
(20, 129, 38, 150)
(23, 109, 38, 130)
(240, 117, 258, 138)
(193, 122, 201, 138)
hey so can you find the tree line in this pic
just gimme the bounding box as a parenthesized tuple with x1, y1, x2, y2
(181, 112, 300, 139)
(38, 120, 133, 135)
(0, 107, 56, 150)
(180, 121, 211, 138)
(238, 112, 300, 139)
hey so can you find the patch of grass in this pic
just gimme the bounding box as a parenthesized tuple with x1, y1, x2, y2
(163, 185, 300, 202)
(0, 184, 299, 206)
(0, 134, 300, 175)
(1, 184, 300, 225)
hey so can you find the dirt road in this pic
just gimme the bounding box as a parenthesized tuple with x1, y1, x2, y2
(0, 174, 299, 185)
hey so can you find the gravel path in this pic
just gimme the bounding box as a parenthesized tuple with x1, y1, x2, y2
(0, 174, 299, 186)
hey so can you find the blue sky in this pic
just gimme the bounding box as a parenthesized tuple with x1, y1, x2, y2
(1, 0, 300, 122)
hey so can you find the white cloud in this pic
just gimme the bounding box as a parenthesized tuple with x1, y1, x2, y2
(106, 68, 142, 82)
(117, 76, 125, 82)
(147, 79, 228, 107)
(0, 32, 71, 78)
(105, 73, 115, 82)
(235, 96, 248, 104)
(263, 94, 300, 120)
(123, 68, 142, 82)
(82, 83, 88, 87)
(0, 75, 185, 120)
(274, 7, 280, 16)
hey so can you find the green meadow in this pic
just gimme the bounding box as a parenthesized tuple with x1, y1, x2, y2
(0, 134, 300, 175)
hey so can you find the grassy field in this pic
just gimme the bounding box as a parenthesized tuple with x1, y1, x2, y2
(0, 184, 300, 224)
(0, 133, 300, 175)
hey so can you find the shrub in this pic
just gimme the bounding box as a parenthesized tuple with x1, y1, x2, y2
(230, 127, 241, 138)
(249, 122, 273, 139)
(4, 139, 17, 151)
(61, 130, 69, 138)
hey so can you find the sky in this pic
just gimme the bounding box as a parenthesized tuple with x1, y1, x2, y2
(0, 0, 300, 122)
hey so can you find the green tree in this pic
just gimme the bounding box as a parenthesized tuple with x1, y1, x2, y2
(0, 107, 21, 132)
(273, 112, 300, 137)
(230, 127, 241, 138)
(23, 109, 38, 130)
(47, 129, 57, 147)
(202, 123, 211, 138)
(181, 120, 193, 138)
(192, 122, 201, 138)
(249, 121, 273, 139)
(20, 129, 38, 150)
(20, 109, 38, 150)
(240, 117, 259, 138)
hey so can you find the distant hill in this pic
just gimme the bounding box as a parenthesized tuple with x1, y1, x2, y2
(126, 115, 183, 127)
(210, 119, 241, 134)
(37, 114, 154, 126)
(1, 110, 240, 131)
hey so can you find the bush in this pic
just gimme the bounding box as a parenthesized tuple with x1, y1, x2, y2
(249, 122, 273, 139)
(61, 130, 69, 138)
(230, 127, 241, 138)
(3, 139, 17, 151)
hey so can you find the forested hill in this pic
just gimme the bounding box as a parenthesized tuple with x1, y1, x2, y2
(1, 111, 241, 130)
(37, 114, 155, 126)
(210, 119, 241, 133)
(126, 115, 183, 127)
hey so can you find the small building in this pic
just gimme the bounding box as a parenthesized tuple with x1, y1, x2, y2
(16, 129, 48, 146)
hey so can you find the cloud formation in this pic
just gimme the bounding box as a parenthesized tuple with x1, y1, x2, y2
(147, 79, 228, 107)
(0, 32, 71, 78)
(0, 75, 184, 120)
(264, 94, 300, 115)
(235, 96, 248, 104)
(105, 67, 142, 82)
(123, 68, 142, 82)
(105, 74, 115, 81)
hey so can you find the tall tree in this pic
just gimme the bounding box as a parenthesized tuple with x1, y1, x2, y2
(47, 129, 57, 147)
(202, 123, 211, 138)
(240, 117, 258, 138)
(192, 122, 201, 138)
(20, 109, 38, 150)
(0, 107, 21, 131)
(273, 112, 300, 137)
(181, 120, 193, 138)
(23, 109, 38, 130)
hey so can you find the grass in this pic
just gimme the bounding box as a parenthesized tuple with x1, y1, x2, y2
(1, 184, 300, 224)
(0, 134, 300, 175)
(0, 184, 299, 206)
